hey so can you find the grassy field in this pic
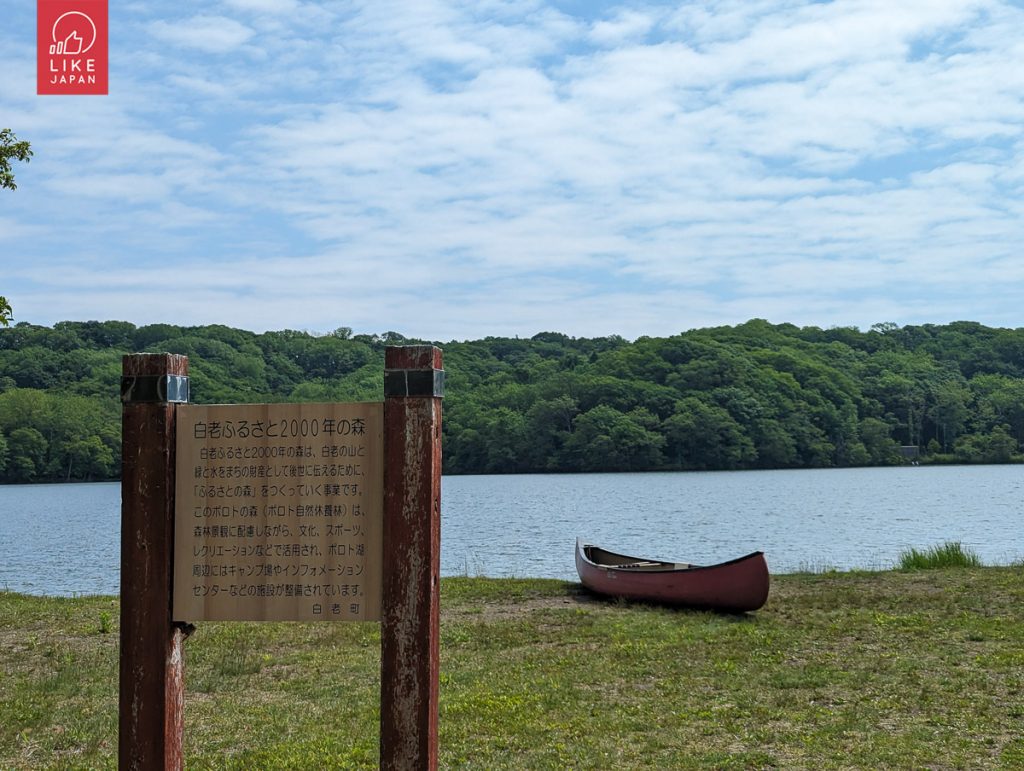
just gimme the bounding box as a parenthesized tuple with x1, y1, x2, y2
(2, 565, 1022, 769)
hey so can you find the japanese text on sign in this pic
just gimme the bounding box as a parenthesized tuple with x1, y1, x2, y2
(173, 402, 383, 622)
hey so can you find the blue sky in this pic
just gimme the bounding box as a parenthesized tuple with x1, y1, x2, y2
(2, 0, 1023, 340)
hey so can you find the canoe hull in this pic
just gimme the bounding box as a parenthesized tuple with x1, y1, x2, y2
(575, 540, 769, 612)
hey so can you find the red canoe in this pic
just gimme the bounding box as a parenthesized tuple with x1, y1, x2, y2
(575, 539, 770, 612)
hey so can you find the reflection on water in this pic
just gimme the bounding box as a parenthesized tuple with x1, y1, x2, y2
(0, 466, 1021, 595)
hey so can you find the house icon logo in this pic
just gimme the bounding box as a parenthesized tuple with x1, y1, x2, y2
(49, 11, 97, 56)
(37, 0, 108, 95)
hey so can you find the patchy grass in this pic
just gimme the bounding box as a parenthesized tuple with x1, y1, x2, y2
(2, 568, 1023, 769)
(899, 541, 983, 570)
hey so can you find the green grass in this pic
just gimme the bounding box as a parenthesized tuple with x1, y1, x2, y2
(2, 567, 1023, 769)
(898, 540, 983, 570)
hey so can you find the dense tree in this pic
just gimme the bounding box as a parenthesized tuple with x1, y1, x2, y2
(928, 378, 972, 452)
(561, 405, 665, 471)
(663, 397, 755, 470)
(5, 427, 48, 480)
(971, 375, 1024, 444)
(0, 318, 1022, 482)
(859, 417, 901, 465)
(955, 425, 1018, 464)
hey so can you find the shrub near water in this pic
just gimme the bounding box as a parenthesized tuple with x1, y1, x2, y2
(898, 541, 982, 570)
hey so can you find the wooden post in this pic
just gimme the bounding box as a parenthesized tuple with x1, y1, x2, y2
(381, 345, 444, 771)
(119, 353, 190, 771)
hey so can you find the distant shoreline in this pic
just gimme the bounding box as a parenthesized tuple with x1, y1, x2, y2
(2, 457, 1023, 488)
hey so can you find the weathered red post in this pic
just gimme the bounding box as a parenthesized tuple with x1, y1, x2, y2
(381, 345, 444, 771)
(119, 353, 190, 771)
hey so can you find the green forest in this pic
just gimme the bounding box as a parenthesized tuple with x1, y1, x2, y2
(1, 319, 1023, 483)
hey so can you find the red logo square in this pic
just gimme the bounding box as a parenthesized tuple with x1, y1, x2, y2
(37, 0, 108, 95)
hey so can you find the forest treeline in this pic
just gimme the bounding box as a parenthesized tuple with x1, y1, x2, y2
(1, 319, 1023, 483)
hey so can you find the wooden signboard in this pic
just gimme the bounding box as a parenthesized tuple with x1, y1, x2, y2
(172, 402, 383, 622)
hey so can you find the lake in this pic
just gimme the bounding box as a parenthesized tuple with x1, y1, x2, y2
(0, 465, 1021, 596)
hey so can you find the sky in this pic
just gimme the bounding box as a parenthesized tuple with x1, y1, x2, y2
(2, 0, 1023, 341)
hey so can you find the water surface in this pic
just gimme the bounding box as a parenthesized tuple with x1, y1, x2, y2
(0, 466, 1021, 595)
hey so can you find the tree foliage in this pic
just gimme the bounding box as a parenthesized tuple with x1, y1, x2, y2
(0, 318, 1022, 483)
(1, 128, 32, 327)
(0, 128, 32, 192)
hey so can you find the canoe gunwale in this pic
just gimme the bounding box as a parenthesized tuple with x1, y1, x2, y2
(579, 541, 765, 574)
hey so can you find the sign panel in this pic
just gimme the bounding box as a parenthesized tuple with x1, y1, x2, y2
(173, 402, 383, 622)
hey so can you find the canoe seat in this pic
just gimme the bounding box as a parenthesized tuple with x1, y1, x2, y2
(616, 561, 663, 569)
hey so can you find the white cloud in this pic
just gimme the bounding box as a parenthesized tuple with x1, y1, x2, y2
(165, 74, 235, 98)
(3, 0, 1024, 338)
(590, 10, 656, 45)
(148, 15, 255, 53)
(221, 0, 299, 14)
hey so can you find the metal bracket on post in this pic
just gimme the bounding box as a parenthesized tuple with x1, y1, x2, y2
(121, 374, 190, 404)
(383, 368, 444, 399)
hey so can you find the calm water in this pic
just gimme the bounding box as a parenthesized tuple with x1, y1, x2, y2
(1, 466, 1021, 596)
